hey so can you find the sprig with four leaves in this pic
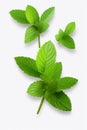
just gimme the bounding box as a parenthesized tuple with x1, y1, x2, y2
(10, 5, 55, 47)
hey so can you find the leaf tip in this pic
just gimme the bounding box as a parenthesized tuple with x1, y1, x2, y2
(68, 106, 72, 111)
(14, 56, 17, 61)
(75, 78, 78, 84)
(9, 10, 14, 17)
(51, 6, 55, 10)
(9, 10, 12, 15)
(26, 88, 29, 94)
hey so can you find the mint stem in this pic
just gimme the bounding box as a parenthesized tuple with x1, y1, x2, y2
(37, 97, 44, 114)
(38, 34, 41, 48)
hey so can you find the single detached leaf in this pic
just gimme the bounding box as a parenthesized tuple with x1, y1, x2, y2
(27, 80, 46, 97)
(57, 77, 78, 91)
(41, 7, 55, 23)
(59, 35, 75, 49)
(10, 10, 29, 24)
(65, 22, 76, 35)
(45, 91, 72, 111)
(36, 41, 56, 73)
(15, 56, 40, 77)
(36, 21, 49, 33)
(55, 29, 64, 41)
(26, 5, 39, 24)
(25, 26, 39, 43)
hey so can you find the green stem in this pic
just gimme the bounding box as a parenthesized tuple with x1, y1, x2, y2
(37, 97, 44, 114)
(38, 34, 41, 48)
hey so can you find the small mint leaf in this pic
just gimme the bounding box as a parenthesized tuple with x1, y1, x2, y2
(27, 80, 46, 97)
(45, 91, 72, 111)
(41, 7, 55, 23)
(55, 29, 64, 41)
(65, 22, 76, 35)
(25, 26, 39, 43)
(59, 35, 75, 49)
(57, 77, 78, 91)
(15, 56, 40, 78)
(26, 5, 39, 24)
(36, 41, 56, 73)
(10, 10, 29, 24)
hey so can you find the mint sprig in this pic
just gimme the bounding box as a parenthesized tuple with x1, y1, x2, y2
(55, 22, 76, 49)
(10, 5, 55, 46)
(15, 41, 78, 114)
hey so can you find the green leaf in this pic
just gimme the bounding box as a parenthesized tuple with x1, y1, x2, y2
(65, 22, 76, 35)
(55, 62, 62, 78)
(36, 41, 56, 73)
(40, 62, 62, 93)
(41, 62, 62, 85)
(57, 77, 78, 91)
(58, 35, 75, 49)
(25, 26, 39, 43)
(26, 5, 39, 24)
(45, 91, 72, 111)
(10, 10, 29, 24)
(15, 56, 40, 77)
(27, 80, 46, 97)
(36, 21, 49, 33)
(55, 29, 64, 41)
(41, 7, 55, 23)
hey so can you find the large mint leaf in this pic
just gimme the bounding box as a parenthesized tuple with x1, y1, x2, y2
(41, 7, 55, 23)
(65, 22, 76, 35)
(57, 77, 78, 91)
(45, 91, 71, 111)
(26, 5, 39, 24)
(15, 56, 40, 77)
(27, 80, 45, 97)
(10, 10, 29, 24)
(25, 26, 39, 43)
(36, 41, 56, 73)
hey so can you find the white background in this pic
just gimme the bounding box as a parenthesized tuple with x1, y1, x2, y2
(0, 0, 86, 130)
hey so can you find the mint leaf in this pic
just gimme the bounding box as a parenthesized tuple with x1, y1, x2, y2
(41, 7, 55, 23)
(26, 5, 39, 24)
(55, 29, 64, 41)
(15, 56, 40, 77)
(36, 21, 49, 33)
(41, 62, 62, 85)
(57, 77, 78, 91)
(40, 62, 62, 93)
(27, 80, 45, 97)
(45, 91, 71, 111)
(25, 26, 39, 43)
(36, 41, 56, 73)
(65, 22, 76, 35)
(10, 10, 29, 24)
(59, 35, 75, 49)
(55, 62, 62, 78)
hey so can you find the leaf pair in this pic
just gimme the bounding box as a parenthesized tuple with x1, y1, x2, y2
(15, 41, 78, 112)
(10, 5, 55, 44)
(55, 22, 76, 49)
